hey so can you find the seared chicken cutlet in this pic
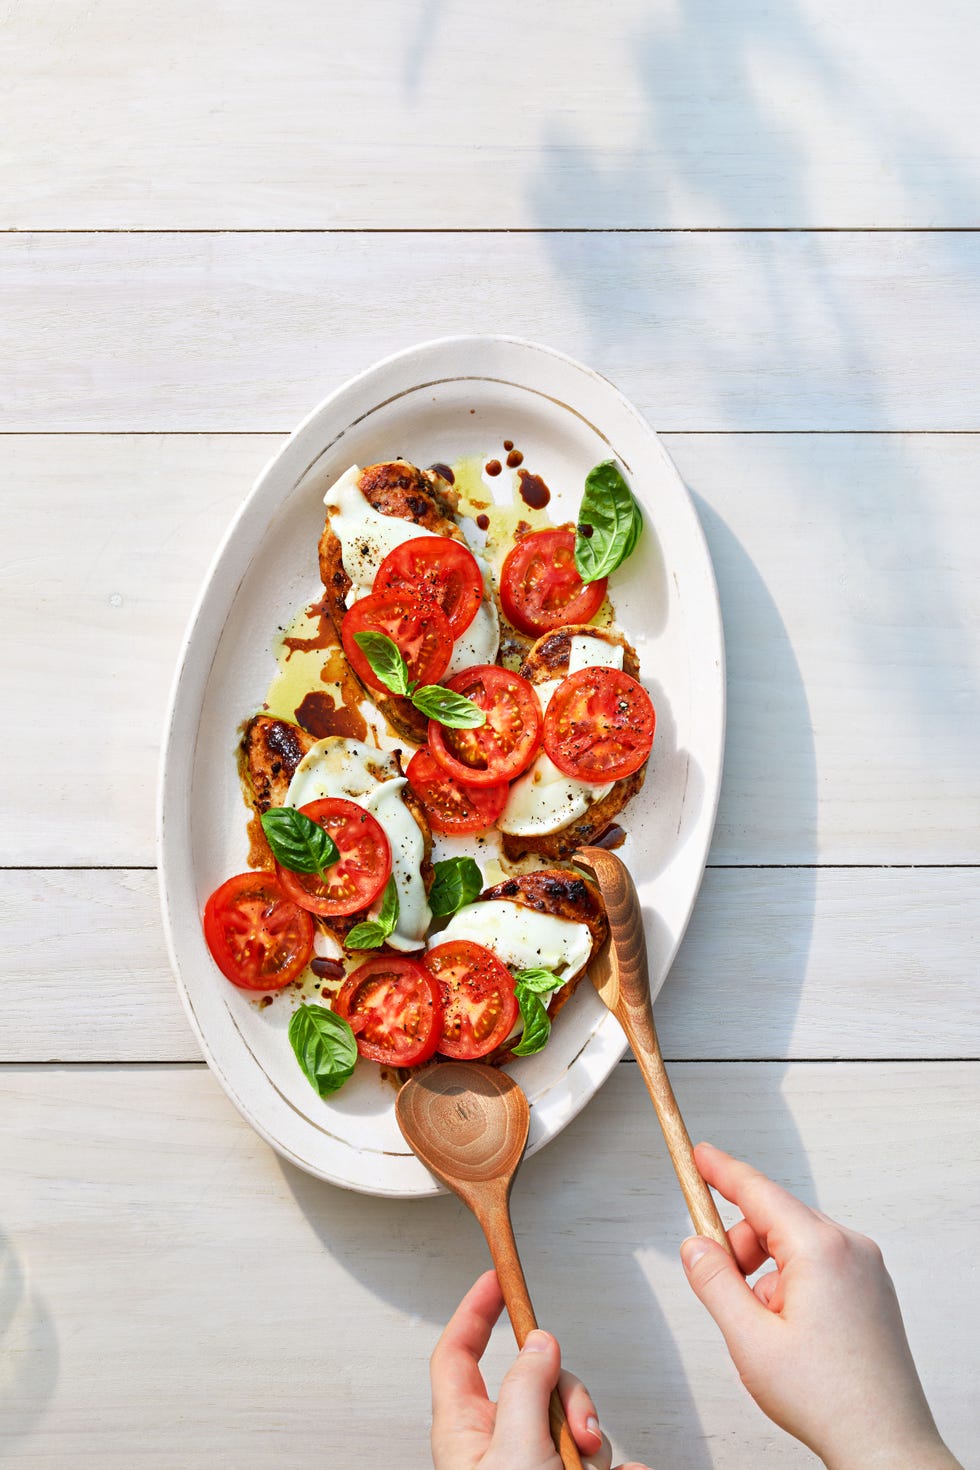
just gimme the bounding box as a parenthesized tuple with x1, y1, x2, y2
(498, 625, 649, 861)
(239, 716, 435, 952)
(318, 461, 501, 745)
(434, 867, 608, 1022)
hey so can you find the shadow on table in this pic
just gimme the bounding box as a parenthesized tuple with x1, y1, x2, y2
(0, 1227, 59, 1452)
(283, 497, 817, 1470)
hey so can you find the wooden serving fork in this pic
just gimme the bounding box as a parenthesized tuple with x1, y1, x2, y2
(575, 845, 733, 1253)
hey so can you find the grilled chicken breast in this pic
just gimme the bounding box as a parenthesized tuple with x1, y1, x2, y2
(238, 714, 435, 944)
(318, 461, 469, 745)
(478, 867, 608, 1024)
(501, 624, 649, 862)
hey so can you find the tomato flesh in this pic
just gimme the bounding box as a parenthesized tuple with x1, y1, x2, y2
(374, 536, 484, 637)
(543, 667, 655, 783)
(203, 872, 314, 991)
(500, 527, 607, 636)
(427, 665, 542, 787)
(335, 956, 442, 1067)
(342, 592, 452, 694)
(425, 941, 519, 1060)
(405, 748, 508, 835)
(274, 798, 392, 917)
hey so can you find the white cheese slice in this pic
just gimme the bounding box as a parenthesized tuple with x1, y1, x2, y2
(324, 465, 430, 591)
(285, 737, 399, 808)
(498, 754, 613, 837)
(500, 634, 625, 836)
(324, 463, 500, 676)
(534, 679, 562, 715)
(445, 595, 500, 677)
(283, 737, 430, 952)
(435, 899, 592, 979)
(567, 635, 625, 676)
(364, 778, 432, 952)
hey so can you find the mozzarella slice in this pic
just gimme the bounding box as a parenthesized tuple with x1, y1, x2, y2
(324, 465, 430, 591)
(435, 900, 592, 980)
(284, 737, 431, 952)
(285, 737, 399, 808)
(500, 634, 625, 836)
(567, 635, 625, 676)
(498, 754, 613, 837)
(445, 595, 500, 677)
(364, 778, 432, 952)
(324, 464, 500, 675)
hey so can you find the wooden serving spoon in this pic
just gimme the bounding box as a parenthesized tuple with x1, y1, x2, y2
(574, 845, 734, 1255)
(397, 1063, 584, 1470)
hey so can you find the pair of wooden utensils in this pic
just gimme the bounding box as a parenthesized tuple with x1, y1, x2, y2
(396, 847, 732, 1470)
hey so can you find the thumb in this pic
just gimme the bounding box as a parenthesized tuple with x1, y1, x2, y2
(492, 1329, 561, 1461)
(680, 1236, 768, 1352)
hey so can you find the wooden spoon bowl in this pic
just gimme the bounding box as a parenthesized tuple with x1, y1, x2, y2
(395, 1062, 529, 1194)
(397, 1063, 584, 1470)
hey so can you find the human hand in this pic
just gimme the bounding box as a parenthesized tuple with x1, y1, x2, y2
(680, 1143, 961, 1470)
(430, 1270, 652, 1470)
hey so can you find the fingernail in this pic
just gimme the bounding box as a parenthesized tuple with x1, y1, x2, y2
(521, 1330, 550, 1353)
(586, 1414, 601, 1440)
(680, 1236, 710, 1270)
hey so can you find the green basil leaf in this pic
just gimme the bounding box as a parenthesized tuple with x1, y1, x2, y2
(343, 920, 387, 950)
(512, 987, 552, 1057)
(260, 806, 340, 876)
(345, 875, 400, 950)
(411, 684, 487, 729)
(513, 967, 565, 995)
(352, 630, 412, 697)
(377, 873, 400, 931)
(574, 459, 643, 584)
(428, 857, 483, 917)
(288, 1003, 357, 1096)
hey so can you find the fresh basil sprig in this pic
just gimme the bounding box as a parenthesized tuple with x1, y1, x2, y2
(428, 857, 483, 917)
(261, 806, 340, 880)
(353, 630, 412, 696)
(411, 685, 486, 728)
(346, 875, 400, 950)
(511, 967, 567, 1057)
(574, 460, 643, 584)
(288, 1003, 358, 1096)
(353, 630, 486, 730)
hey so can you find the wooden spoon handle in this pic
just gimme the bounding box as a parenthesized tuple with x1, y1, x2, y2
(474, 1191, 585, 1470)
(625, 1007, 734, 1252)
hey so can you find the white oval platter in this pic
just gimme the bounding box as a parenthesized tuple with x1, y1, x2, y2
(158, 335, 725, 1198)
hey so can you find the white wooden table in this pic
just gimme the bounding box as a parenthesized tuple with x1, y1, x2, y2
(2, 3, 978, 1466)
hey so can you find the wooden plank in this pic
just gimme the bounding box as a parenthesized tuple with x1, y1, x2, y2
(4, 0, 980, 229)
(4, 867, 976, 1062)
(2, 232, 980, 431)
(2, 432, 977, 866)
(0, 1062, 975, 1468)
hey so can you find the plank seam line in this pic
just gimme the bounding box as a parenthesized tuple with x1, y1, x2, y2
(5, 227, 980, 236)
(4, 430, 979, 438)
(2, 1056, 975, 1067)
(4, 863, 978, 873)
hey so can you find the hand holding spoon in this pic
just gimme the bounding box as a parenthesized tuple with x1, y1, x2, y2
(575, 845, 733, 1254)
(397, 1063, 584, 1470)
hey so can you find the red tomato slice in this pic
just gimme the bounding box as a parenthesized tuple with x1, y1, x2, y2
(543, 667, 655, 783)
(275, 798, 392, 917)
(334, 956, 442, 1067)
(374, 536, 484, 637)
(405, 748, 508, 835)
(203, 871, 314, 991)
(500, 527, 607, 636)
(425, 940, 519, 1060)
(427, 666, 542, 787)
(341, 593, 452, 694)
